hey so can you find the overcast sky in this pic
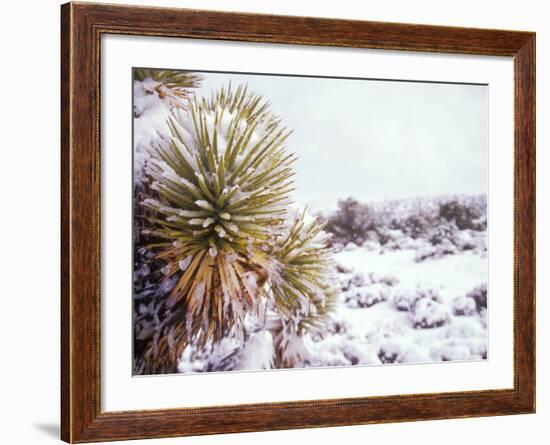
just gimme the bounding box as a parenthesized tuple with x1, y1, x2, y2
(198, 71, 487, 212)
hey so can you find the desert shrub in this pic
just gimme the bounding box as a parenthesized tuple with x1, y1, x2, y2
(391, 284, 442, 312)
(402, 214, 433, 239)
(375, 230, 392, 246)
(452, 295, 477, 316)
(434, 345, 473, 361)
(325, 318, 351, 335)
(453, 230, 478, 250)
(343, 283, 390, 308)
(377, 341, 427, 364)
(392, 288, 417, 312)
(335, 263, 353, 274)
(414, 239, 458, 262)
(428, 220, 459, 245)
(324, 198, 376, 246)
(465, 284, 488, 311)
(391, 285, 451, 328)
(337, 268, 397, 309)
(439, 199, 486, 231)
(378, 348, 401, 364)
(413, 297, 451, 328)
(368, 272, 399, 287)
(338, 271, 367, 292)
(323, 195, 487, 252)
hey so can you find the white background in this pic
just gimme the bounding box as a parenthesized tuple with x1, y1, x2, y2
(0, 0, 546, 444)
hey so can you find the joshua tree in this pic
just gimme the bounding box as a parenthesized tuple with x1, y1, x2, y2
(133, 68, 204, 234)
(133, 69, 203, 117)
(133, 69, 205, 373)
(134, 82, 335, 374)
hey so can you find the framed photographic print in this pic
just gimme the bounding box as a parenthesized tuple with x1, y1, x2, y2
(61, 2, 536, 442)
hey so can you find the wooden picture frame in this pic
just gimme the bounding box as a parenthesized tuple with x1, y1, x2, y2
(61, 2, 535, 442)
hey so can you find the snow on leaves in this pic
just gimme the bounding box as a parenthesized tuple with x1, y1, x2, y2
(134, 79, 336, 373)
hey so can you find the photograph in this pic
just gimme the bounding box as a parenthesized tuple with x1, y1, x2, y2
(50, 2, 538, 441)
(132, 67, 489, 376)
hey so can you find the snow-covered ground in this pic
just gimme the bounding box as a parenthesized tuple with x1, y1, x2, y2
(177, 239, 488, 372)
(304, 245, 487, 368)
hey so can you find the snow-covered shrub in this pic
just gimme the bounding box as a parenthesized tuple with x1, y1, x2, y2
(361, 239, 381, 251)
(344, 283, 390, 308)
(430, 318, 488, 361)
(305, 334, 381, 367)
(324, 198, 377, 247)
(390, 285, 450, 328)
(325, 317, 351, 335)
(433, 345, 472, 361)
(413, 221, 486, 262)
(402, 214, 434, 239)
(452, 295, 477, 316)
(338, 268, 397, 309)
(466, 283, 487, 311)
(338, 271, 367, 292)
(453, 230, 478, 250)
(391, 284, 441, 312)
(391, 287, 417, 312)
(344, 241, 359, 251)
(439, 198, 486, 231)
(377, 347, 401, 364)
(377, 340, 428, 364)
(412, 297, 451, 329)
(441, 316, 487, 341)
(335, 263, 353, 274)
(342, 341, 381, 366)
(323, 194, 486, 255)
(413, 245, 438, 262)
(378, 229, 408, 251)
(414, 238, 457, 262)
(427, 220, 459, 246)
(369, 272, 399, 287)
